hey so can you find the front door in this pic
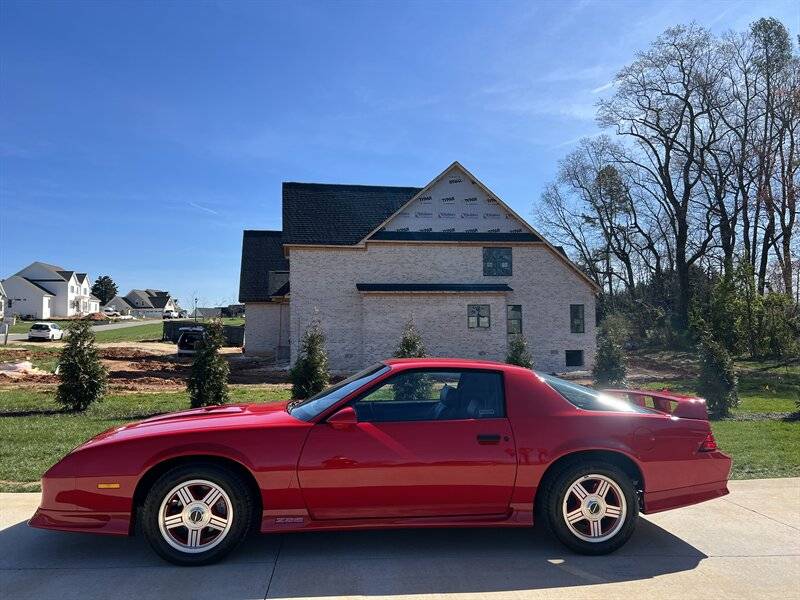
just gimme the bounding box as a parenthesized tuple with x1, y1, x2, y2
(297, 369, 517, 520)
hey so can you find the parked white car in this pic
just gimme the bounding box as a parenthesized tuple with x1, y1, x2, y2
(102, 307, 121, 317)
(28, 322, 65, 341)
(163, 310, 179, 319)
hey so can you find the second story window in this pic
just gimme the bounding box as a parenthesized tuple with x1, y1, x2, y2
(570, 304, 585, 333)
(483, 247, 512, 276)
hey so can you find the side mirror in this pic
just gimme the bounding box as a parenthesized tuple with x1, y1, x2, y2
(327, 406, 358, 429)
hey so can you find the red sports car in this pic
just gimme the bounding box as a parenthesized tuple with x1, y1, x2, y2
(30, 358, 732, 565)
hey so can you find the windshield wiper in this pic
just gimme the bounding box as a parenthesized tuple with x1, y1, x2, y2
(286, 399, 303, 413)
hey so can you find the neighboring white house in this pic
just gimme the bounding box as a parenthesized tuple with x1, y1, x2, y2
(2, 262, 101, 319)
(239, 162, 599, 373)
(105, 289, 179, 318)
(0, 281, 6, 320)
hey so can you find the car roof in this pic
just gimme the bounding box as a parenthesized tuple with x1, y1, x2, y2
(34, 322, 55, 326)
(382, 357, 530, 373)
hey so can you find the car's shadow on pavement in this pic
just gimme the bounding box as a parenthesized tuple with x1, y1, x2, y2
(0, 518, 706, 599)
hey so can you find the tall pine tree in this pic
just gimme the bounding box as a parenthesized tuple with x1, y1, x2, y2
(91, 275, 118, 305)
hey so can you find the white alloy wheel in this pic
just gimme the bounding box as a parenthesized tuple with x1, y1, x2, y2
(561, 473, 627, 542)
(158, 479, 234, 554)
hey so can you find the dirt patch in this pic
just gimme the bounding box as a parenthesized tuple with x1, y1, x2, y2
(99, 346, 164, 360)
(0, 341, 289, 391)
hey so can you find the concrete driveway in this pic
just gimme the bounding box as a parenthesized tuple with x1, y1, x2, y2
(3, 319, 160, 342)
(1, 478, 797, 599)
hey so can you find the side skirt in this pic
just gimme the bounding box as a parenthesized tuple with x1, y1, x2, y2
(260, 508, 533, 534)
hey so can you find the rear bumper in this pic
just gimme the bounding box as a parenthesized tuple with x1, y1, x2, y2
(643, 479, 729, 513)
(643, 450, 732, 514)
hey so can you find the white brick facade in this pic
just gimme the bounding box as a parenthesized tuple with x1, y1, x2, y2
(244, 302, 290, 357)
(288, 242, 596, 373)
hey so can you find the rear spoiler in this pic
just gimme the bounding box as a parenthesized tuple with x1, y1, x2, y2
(603, 389, 709, 420)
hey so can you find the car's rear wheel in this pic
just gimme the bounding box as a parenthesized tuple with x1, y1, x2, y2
(141, 464, 254, 566)
(539, 461, 638, 554)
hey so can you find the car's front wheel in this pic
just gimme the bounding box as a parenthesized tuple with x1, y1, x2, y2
(539, 461, 638, 555)
(140, 464, 254, 565)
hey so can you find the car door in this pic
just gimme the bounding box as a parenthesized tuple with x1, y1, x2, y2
(297, 368, 517, 520)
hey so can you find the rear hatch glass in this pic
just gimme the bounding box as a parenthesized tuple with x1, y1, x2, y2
(178, 332, 203, 349)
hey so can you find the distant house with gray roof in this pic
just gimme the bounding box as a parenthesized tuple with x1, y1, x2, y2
(1, 261, 101, 319)
(105, 289, 179, 318)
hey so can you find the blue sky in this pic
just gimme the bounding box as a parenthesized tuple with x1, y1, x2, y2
(1, 0, 797, 307)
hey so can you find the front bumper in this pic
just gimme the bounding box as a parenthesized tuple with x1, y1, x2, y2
(28, 474, 135, 536)
(29, 508, 131, 535)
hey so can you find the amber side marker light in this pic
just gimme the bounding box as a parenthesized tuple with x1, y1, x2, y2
(97, 483, 121, 489)
(699, 432, 718, 452)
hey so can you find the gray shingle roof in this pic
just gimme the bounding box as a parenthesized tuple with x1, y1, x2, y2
(282, 182, 421, 246)
(149, 295, 172, 309)
(126, 290, 155, 308)
(238, 230, 289, 302)
(109, 296, 135, 309)
(22, 278, 56, 295)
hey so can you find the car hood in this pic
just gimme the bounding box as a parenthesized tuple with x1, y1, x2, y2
(81, 401, 297, 448)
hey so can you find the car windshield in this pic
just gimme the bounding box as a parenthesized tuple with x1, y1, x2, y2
(288, 363, 390, 421)
(535, 371, 652, 413)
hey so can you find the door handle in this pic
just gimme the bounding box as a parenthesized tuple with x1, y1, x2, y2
(476, 434, 501, 444)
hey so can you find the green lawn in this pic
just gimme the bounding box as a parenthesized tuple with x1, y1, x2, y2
(92, 321, 165, 343)
(0, 386, 290, 492)
(713, 421, 799, 479)
(7, 320, 36, 334)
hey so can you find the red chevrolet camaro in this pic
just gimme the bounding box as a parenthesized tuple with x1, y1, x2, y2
(30, 358, 732, 565)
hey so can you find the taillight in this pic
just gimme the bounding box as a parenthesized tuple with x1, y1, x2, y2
(699, 432, 718, 452)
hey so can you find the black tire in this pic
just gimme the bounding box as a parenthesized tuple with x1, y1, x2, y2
(140, 464, 254, 566)
(538, 461, 638, 555)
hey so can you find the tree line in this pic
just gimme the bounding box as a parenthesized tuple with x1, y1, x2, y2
(538, 18, 798, 355)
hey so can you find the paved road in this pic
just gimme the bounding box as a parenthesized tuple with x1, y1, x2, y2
(3, 319, 160, 342)
(0, 478, 797, 600)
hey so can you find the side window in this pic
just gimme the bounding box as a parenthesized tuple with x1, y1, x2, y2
(570, 304, 585, 333)
(483, 247, 512, 276)
(507, 305, 522, 335)
(353, 370, 505, 422)
(565, 350, 584, 367)
(467, 304, 490, 329)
